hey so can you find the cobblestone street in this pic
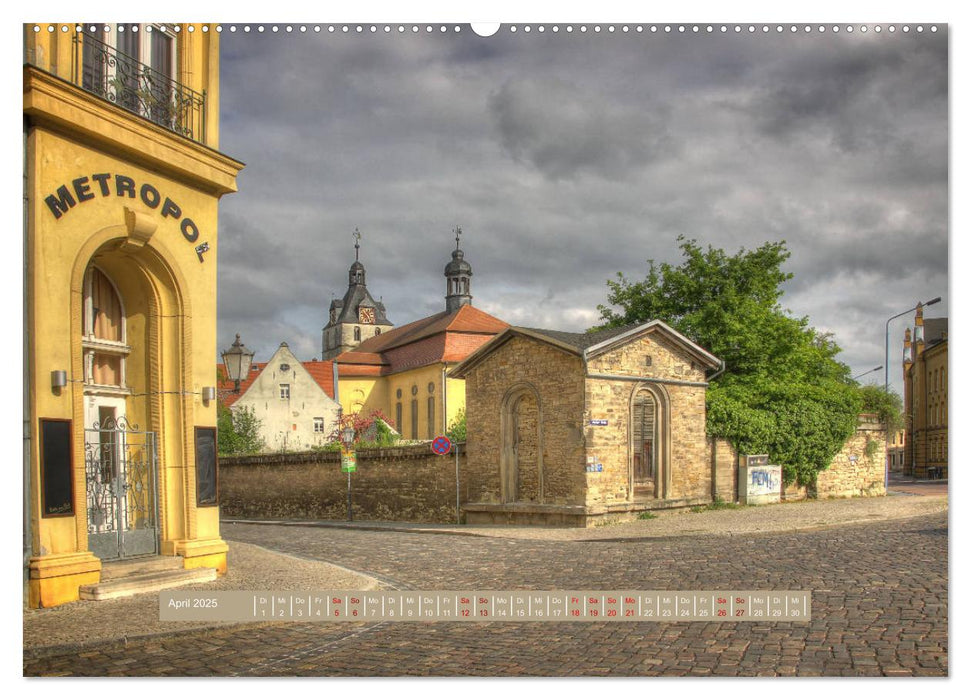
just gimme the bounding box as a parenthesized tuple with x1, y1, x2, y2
(24, 511, 947, 676)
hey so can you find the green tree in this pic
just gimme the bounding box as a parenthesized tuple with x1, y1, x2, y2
(446, 408, 467, 443)
(594, 236, 861, 486)
(857, 385, 904, 434)
(217, 403, 265, 456)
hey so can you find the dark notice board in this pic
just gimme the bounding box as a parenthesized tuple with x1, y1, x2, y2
(40, 418, 74, 517)
(195, 426, 218, 506)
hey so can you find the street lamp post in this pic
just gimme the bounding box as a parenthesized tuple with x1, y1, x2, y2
(852, 365, 883, 382)
(221, 333, 255, 393)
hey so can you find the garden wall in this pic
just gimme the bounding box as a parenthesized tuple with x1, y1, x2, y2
(220, 443, 466, 523)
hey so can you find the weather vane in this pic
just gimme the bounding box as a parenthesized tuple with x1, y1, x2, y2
(454, 225, 462, 250)
(353, 227, 361, 261)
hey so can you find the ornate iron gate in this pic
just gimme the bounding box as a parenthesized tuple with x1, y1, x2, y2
(84, 417, 159, 561)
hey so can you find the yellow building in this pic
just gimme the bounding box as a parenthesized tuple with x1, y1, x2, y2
(24, 23, 243, 607)
(334, 235, 508, 437)
(902, 303, 948, 479)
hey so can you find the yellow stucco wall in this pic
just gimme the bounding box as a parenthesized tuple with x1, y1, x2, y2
(24, 24, 241, 607)
(338, 364, 466, 440)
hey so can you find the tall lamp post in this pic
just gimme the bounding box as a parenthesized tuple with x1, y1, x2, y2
(852, 365, 883, 382)
(222, 333, 255, 393)
(883, 297, 941, 488)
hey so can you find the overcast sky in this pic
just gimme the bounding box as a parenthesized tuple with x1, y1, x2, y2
(216, 24, 947, 397)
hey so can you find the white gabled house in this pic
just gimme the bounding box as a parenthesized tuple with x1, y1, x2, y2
(219, 342, 341, 452)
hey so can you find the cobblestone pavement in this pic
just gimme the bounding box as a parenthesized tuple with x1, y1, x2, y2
(24, 511, 947, 677)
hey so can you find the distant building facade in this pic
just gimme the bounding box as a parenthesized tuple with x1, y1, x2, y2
(902, 303, 948, 478)
(334, 232, 507, 438)
(219, 344, 340, 452)
(887, 429, 906, 472)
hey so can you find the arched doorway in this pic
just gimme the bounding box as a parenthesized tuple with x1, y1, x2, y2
(630, 384, 669, 500)
(500, 384, 543, 503)
(80, 263, 160, 561)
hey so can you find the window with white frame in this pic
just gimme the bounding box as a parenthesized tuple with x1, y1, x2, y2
(82, 266, 129, 389)
(313, 417, 325, 433)
(280, 384, 290, 400)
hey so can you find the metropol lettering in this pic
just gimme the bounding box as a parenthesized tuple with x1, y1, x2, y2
(44, 173, 210, 261)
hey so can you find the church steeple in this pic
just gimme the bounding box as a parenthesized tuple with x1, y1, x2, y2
(322, 228, 393, 360)
(348, 228, 365, 286)
(444, 226, 473, 313)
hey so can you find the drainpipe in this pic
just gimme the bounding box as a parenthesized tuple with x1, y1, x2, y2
(706, 360, 726, 502)
(23, 118, 33, 586)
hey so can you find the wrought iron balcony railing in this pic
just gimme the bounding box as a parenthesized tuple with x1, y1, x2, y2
(69, 32, 207, 143)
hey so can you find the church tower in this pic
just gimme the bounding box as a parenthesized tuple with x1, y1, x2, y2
(322, 229, 393, 360)
(445, 226, 473, 313)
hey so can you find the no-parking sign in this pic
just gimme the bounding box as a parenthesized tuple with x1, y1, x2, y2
(432, 435, 452, 455)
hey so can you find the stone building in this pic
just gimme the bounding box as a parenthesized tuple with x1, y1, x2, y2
(218, 344, 341, 452)
(902, 304, 948, 478)
(321, 231, 393, 360)
(334, 232, 507, 439)
(24, 23, 243, 606)
(450, 321, 724, 526)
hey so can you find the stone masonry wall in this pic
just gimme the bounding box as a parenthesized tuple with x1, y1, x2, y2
(709, 436, 738, 502)
(780, 415, 887, 500)
(463, 335, 586, 506)
(585, 331, 712, 505)
(220, 443, 466, 523)
(515, 392, 541, 502)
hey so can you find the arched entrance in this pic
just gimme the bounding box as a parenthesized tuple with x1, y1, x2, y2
(500, 383, 543, 503)
(72, 233, 191, 563)
(80, 263, 160, 561)
(630, 384, 670, 500)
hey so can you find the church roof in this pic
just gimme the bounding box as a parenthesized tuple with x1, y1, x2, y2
(335, 305, 508, 376)
(328, 283, 390, 327)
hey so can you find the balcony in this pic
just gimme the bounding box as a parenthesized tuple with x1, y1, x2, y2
(67, 32, 207, 144)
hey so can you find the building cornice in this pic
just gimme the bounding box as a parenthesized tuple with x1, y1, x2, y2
(23, 65, 244, 197)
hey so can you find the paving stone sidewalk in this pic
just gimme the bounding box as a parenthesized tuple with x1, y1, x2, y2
(23, 490, 947, 671)
(22, 541, 380, 654)
(224, 491, 947, 542)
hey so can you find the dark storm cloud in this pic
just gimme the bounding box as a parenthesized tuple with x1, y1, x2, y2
(216, 26, 947, 395)
(488, 76, 673, 180)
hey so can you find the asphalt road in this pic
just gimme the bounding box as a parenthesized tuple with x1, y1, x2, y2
(24, 512, 947, 676)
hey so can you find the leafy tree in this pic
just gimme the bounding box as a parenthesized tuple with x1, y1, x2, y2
(857, 385, 904, 434)
(217, 403, 265, 456)
(446, 408, 467, 443)
(594, 236, 862, 486)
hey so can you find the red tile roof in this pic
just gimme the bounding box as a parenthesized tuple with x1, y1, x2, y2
(336, 305, 508, 376)
(217, 359, 336, 406)
(217, 362, 266, 407)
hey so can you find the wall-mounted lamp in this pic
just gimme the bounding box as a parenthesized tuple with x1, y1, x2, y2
(51, 370, 67, 390)
(202, 386, 217, 403)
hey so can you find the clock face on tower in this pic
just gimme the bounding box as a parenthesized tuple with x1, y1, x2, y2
(358, 307, 375, 324)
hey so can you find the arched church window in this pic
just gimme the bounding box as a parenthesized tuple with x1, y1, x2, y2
(82, 266, 128, 388)
(354, 326, 361, 342)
